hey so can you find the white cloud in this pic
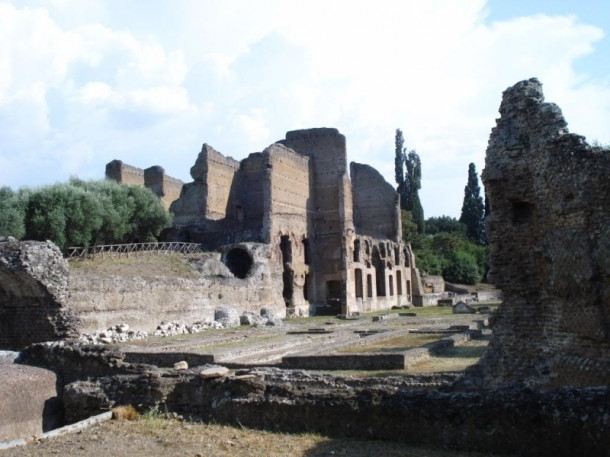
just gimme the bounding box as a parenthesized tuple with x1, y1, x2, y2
(0, 0, 608, 218)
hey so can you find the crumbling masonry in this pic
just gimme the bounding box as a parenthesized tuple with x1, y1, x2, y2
(473, 78, 610, 389)
(161, 128, 417, 316)
(105, 160, 184, 210)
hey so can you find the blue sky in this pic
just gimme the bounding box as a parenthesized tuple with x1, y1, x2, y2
(1, 1, 608, 217)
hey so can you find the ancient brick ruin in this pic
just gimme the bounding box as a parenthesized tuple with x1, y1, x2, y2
(163, 128, 416, 316)
(105, 160, 184, 210)
(475, 78, 610, 389)
(1, 81, 609, 456)
(0, 238, 79, 350)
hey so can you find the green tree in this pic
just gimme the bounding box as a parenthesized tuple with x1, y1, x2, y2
(404, 150, 424, 233)
(400, 210, 418, 243)
(442, 250, 481, 285)
(394, 129, 408, 210)
(394, 129, 425, 233)
(459, 163, 485, 245)
(14, 178, 171, 250)
(0, 187, 26, 238)
(426, 216, 466, 235)
(24, 184, 103, 249)
(405, 216, 489, 283)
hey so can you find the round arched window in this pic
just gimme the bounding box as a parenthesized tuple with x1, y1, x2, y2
(222, 247, 253, 279)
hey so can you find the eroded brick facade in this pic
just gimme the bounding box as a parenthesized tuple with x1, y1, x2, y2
(476, 78, 610, 389)
(166, 128, 417, 316)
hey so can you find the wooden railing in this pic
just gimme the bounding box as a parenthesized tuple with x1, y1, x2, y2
(66, 242, 203, 260)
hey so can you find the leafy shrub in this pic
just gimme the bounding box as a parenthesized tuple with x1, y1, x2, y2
(0, 178, 171, 250)
(442, 251, 481, 285)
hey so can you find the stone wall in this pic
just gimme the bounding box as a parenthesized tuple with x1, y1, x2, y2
(474, 78, 610, 389)
(143, 166, 184, 210)
(105, 160, 145, 186)
(58, 366, 610, 457)
(105, 160, 184, 210)
(138, 128, 421, 315)
(235, 152, 267, 237)
(0, 240, 285, 348)
(266, 144, 311, 313)
(280, 128, 354, 312)
(351, 162, 399, 240)
(0, 237, 79, 350)
(170, 144, 240, 226)
(67, 244, 284, 334)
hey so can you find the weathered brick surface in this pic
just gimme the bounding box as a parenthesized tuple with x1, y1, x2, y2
(62, 368, 610, 457)
(166, 128, 416, 316)
(0, 237, 79, 349)
(476, 78, 610, 389)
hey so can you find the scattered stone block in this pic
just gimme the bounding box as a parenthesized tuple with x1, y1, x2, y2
(173, 361, 188, 370)
(261, 307, 284, 326)
(240, 311, 265, 326)
(437, 298, 454, 307)
(215, 306, 240, 328)
(452, 301, 476, 314)
(199, 366, 230, 379)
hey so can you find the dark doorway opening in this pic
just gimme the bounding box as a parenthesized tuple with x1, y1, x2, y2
(397, 270, 403, 296)
(280, 235, 293, 305)
(355, 268, 363, 298)
(303, 273, 310, 301)
(317, 280, 342, 315)
(373, 246, 386, 296)
(223, 247, 253, 279)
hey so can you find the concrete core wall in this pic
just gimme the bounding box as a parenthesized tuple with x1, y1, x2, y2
(163, 127, 417, 316)
(106, 160, 184, 210)
(474, 78, 610, 389)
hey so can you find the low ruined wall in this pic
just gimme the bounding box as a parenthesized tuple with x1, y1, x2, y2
(413, 292, 445, 307)
(475, 78, 610, 389)
(122, 352, 214, 367)
(67, 245, 285, 334)
(61, 367, 610, 457)
(282, 353, 407, 370)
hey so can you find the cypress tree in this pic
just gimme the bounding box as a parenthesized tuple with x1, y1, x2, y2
(394, 129, 407, 210)
(459, 163, 485, 245)
(405, 150, 424, 233)
(394, 129, 425, 233)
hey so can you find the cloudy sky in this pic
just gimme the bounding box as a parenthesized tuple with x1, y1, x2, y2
(1, 0, 609, 217)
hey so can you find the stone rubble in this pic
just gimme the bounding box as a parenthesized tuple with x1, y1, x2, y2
(78, 307, 286, 345)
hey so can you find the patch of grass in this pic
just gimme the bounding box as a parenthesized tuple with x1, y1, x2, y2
(440, 345, 488, 359)
(338, 333, 441, 354)
(408, 306, 454, 316)
(69, 252, 199, 278)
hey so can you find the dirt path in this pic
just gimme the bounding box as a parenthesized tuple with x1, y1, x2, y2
(5, 416, 507, 457)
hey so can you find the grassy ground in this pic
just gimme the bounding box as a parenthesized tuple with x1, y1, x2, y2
(338, 333, 442, 353)
(68, 252, 199, 278)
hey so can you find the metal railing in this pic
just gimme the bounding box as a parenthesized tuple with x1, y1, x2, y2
(66, 242, 203, 260)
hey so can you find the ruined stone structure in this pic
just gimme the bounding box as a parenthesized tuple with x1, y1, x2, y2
(0, 237, 79, 350)
(475, 78, 610, 389)
(105, 160, 183, 210)
(165, 128, 416, 316)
